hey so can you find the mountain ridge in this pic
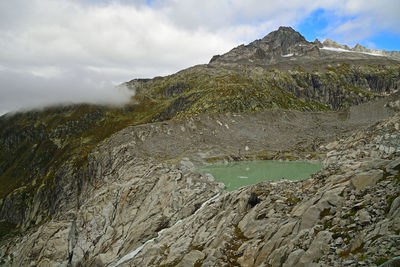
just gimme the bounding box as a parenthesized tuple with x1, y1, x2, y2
(208, 26, 400, 66)
(322, 38, 400, 59)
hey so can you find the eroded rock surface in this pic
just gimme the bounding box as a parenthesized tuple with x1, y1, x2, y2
(119, 114, 400, 267)
(1, 112, 398, 267)
(0, 155, 222, 266)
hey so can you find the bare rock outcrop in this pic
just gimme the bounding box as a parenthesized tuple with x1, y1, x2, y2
(1, 109, 400, 266)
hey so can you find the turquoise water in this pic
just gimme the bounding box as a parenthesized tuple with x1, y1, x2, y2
(196, 160, 323, 191)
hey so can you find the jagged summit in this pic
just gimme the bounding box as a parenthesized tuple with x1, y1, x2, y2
(210, 26, 400, 65)
(260, 26, 306, 50)
(209, 26, 315, 64)
(322, 39, 350, 50)
(353, 43, 369, 52)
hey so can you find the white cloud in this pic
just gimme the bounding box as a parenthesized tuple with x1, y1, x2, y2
(0, 66, 133, 112)
(326, 0, 400, 44)
(0, 0, 398, 114)
(0, 0, 236, 114)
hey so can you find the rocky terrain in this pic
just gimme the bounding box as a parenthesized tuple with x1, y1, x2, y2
(0, 94, 399, 267)
(0, 27, 400, 266)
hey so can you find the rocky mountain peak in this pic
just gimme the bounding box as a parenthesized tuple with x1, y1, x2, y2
(209, 26, 316, 64)
(353, 43, 369, 52)
(322, 39, 350, 50)
(260, 26, 307, 49)
(313, 38, 323, 47)
(209, 26, 400, 66)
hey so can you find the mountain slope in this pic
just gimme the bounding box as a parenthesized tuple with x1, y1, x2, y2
(125, 27, 400, 118)
(1, 95, 399, 267)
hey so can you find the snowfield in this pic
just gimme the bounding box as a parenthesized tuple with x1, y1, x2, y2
(321, 47, 383, 57)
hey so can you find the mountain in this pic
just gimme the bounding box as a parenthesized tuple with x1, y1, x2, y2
(124, 27, 400, 118)
(210, 26, 400, 65)
(322, 39, 400, 60)
(0, 27, 400, 266)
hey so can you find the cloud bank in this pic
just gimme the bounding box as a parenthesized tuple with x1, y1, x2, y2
(0, 0, 399, 114)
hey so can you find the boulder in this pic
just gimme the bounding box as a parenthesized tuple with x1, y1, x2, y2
(300, 205, 320, 230)
(350, 170, 384, 191)
(358, 209, 371, 225)
(389, 196, 400, 217)
(349, 232, 365, 253)
(283, 249, 305, 267)
(386, 158, 400, 173)
(299, 188, 343, 230)
(299, 231, 333, 264)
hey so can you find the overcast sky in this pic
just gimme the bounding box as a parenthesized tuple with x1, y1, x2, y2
(1, 0, 399, 115)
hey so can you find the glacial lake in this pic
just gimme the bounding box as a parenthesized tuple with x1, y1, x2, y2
(196, 160, 323, 191)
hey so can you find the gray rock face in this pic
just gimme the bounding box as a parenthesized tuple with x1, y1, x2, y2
(0, 155, 222, 266)
(119, 113, 399, 267)
(260, 26, 307, 53)
(1, 110, 400, 266)
(176, 250, 205, 267)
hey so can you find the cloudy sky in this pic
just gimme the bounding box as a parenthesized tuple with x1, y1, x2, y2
(0, 0, 399, 114)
